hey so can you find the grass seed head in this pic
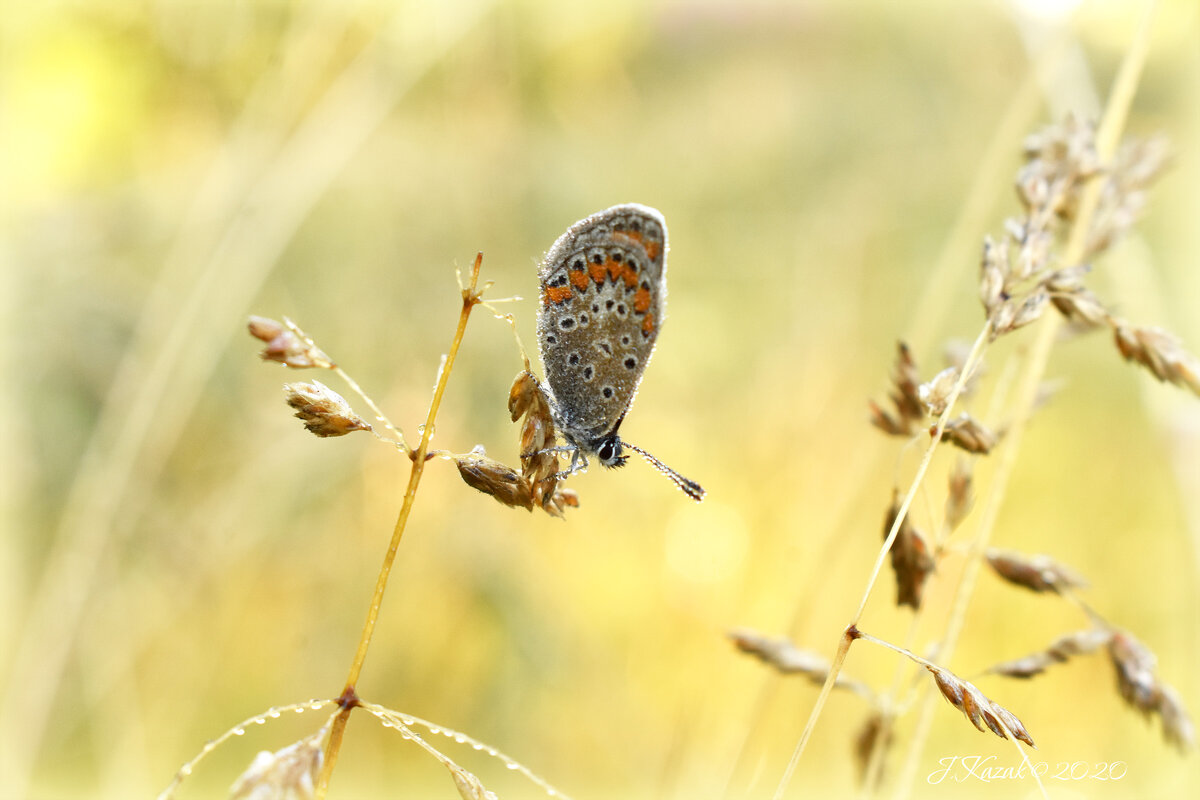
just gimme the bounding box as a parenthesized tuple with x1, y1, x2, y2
(250, 316, 333, 369)
(229, 728, 325, 800)
(284, 381, 372, 437)
(985, 549, 1088, 594)
(455, 449, 534, 511)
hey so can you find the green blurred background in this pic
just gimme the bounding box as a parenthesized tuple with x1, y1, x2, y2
(3, 0, 1198, 798)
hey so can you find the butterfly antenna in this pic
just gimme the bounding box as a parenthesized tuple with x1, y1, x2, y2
(625, 443, 705, 502)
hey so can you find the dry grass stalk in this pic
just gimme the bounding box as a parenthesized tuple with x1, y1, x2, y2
(284, 381, 373, 438)
(985, 628, 1112, 679)
(1108, 631, 1195, 752)
(984, 548, 1088, 594)
(883, 493, 935, 609)
(926, 664, 1035, 747)
(769, 20, 1185, 790)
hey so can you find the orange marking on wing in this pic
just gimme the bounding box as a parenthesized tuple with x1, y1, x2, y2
(620, 263, 639, 288)
(569, 269, 590, 291)
(633, 286, 652, 314)
(589, 261, 607, 285)
(641, 312, 656, 336)
(605, 257, 623, 282)
(544, 285, 574, 304)
(614, 230, 662, 263)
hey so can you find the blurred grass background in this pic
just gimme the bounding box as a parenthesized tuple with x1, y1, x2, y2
(2, 0, 1198, 798)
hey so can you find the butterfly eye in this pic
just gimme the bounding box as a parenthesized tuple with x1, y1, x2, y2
(597, 438, 625, 467)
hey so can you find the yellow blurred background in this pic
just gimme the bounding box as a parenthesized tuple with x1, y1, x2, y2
(3, 1, 1198, 798)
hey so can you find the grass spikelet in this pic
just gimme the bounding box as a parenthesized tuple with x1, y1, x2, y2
(985, 548, 1088, 594)
(883, 493, 935, 610)
(927, 665, 1035, 747)
(1108, 630, 1195, 751)
(985, 629, 1112, 679)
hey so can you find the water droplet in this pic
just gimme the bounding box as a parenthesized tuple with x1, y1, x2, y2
(454, 733, 467, 744)
(505, 760, 519, 771)
(180, 765, 192, 776)
(233, 728, 245, 736)
(253, 718, 265, 725)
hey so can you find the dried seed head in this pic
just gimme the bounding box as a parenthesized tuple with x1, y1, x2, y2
(1107, 630, 1195, 751)
(868, 400, 910, 436)
(230, 728, 326, 800)
(1108, 630, 1160, 713)
(248, 315, 286, 341)
(985, 549, 1087, 594)
(884, 493, 935, 610)
(942, 340, 984, 398)
(919, 367, 959, 417)
(927, 664, 1035, 747)
(1048, 280, 1110, 328)
(870, 342, 926, 437)
(944, 459, 974, 532)
(508, 371, 577, 516)
(1013, 228, 1053, 282)
(508, 370, 540, 422)
(1015, 167, 1051, 213)
(540, 486, 580, 518)
(939, 414, 998, 455)
(250, 316, 333, 369)
(979, 237, 1008, 313)
(729, 628, 831, 678)
(988, 301, 1016, 340)
(986, 629, 1112, 679)
(853, 712, 894, 788)
(991, 290, 1049, 339)
(1012, 289, 1050, 330)
(1158, 684, 1196, 753)
(1112, 323, 1200, 397)
(455, 449, 533, 511)
(1087, 134, 1171, 257)
(728, 628, 875, 699)
(1022, 116, 1101, 192)
(284, 381, 372, 437)
(448, 762, 499, 800)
